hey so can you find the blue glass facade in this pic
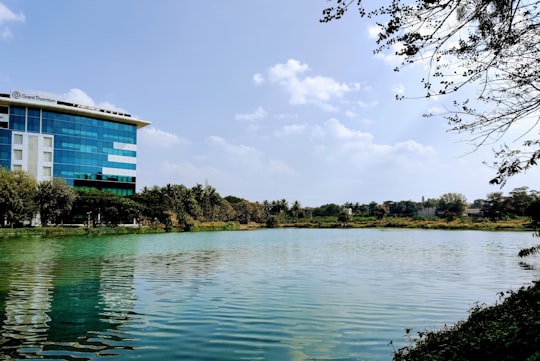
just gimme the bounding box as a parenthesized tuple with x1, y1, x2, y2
(0, 129, 11, 169)
(0, 96, 147, 196)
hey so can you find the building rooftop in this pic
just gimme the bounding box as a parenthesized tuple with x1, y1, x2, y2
(0, 90, 151, 129)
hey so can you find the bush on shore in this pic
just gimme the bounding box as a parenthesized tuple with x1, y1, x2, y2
(393, 281, 540, 361)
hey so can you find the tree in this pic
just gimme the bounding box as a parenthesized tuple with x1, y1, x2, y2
(36, 178, 77, 226)
(72, 189, 141, 227)
(482, 192, 511, 221)
(202, 183, 221, 222)
(214, 198, 236, 222)
(337, 210, 352, 224)
(0, 168, 37, 227)
(161, 184, 198, 231)
(437, 193, 467, 221)
(508, 186, 533, 217)
(375, 204, 388, 220)
(290, 200, 302, 222)
(130, 186, 169, 226)
(261, 200, 272, 221)
(322, 1, 540, 186)
(232, 199, 262, 224)
(368, 201, 379, 217)
(526, 199, 540, 230)
(313, 203, 342, 217)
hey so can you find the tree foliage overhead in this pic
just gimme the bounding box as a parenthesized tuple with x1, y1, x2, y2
(321, 0, 540, 186)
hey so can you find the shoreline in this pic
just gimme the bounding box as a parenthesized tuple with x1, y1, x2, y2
(0, 218, 532, 237)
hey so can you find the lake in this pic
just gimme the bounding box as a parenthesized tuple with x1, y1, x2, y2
(0, 228, 538, 360)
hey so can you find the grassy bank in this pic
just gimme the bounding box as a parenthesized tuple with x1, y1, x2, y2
(0, 221, 240, 238)
(0, 218, 531, 238)
(281, 217, 531, 231)
(393, 281, 540, 361)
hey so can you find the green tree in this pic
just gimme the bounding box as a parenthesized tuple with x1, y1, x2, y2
(322, 1, 540, 185)
(202, 183, 221, 221)
(482, 192, 511, 221)
(266, 215, 280, 228)
(290, 200, 302, 222)
(437, 193, 467, 221)
(72, 189, 141, 227)
(508, 186, 533, 217)
(0, 168, 37, 227)
(36, 178, 77, 226)
(130, 186, 169, 226)
(233, 199, 261, 224)
(261, 200, 271, 221)
(367, 201, 379, 217)
(375, 204, 388, 220)
(161, 184, 198, 231)
(337, 210, 352, 224)
(214, 198, 236, 222)
(313, 203, 342, 217)
(526, 200, 540, 230)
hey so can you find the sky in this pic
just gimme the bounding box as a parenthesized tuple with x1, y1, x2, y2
(0, 1, 538, 206)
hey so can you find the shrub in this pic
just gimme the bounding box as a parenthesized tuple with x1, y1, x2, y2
(393, 281, 540, 361)
(266, 216, 280, 228)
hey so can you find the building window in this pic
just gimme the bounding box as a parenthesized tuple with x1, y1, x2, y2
(13, 149, 22, 161)
(13, 164, 22, 171)
(43, 151, 52, 162)
(43, 137, 53, 147)
(43, 166, 52, 177)
(0, 106, 8, 129)
(13, 134, 23, 145)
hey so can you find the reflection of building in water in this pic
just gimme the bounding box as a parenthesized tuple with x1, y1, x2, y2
(0, 239, 138, 358)
(0, 241, 57, 357)
(99, 257, 137, 326)
(46, 260, 112, 342)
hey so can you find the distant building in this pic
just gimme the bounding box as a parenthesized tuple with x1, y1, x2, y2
(0, 90, 150, 195)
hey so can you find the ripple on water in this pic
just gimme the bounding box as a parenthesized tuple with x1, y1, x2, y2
(0, 229, 537, 360)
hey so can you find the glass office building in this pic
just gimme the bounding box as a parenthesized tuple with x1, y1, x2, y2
(0, 90, 150, 195)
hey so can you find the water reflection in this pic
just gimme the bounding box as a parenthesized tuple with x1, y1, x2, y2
(0, 237, 140, 359)
(0, 230, 537, 361)
(1, 243, 55, 357)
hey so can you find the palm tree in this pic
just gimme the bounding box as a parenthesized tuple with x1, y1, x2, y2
(291, 200, 301, 223)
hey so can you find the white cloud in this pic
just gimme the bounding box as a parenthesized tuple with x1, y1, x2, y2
(278, 118, 435, 171)
(274, 113, 299, 120)
(357, 100, 378, 108)
(367, 25, 381, 40)
(324, 118, 373, 141)
(269, 160, 296, 175)
(61, 88, 96, 107)
(159, 161, 221, 185)
(268, 59, 310, 81)
(1, 27, 11, 40)
(427, 106, 446, 115)
(0, 3, 24, 24)
(253, 73, 265, 85)
(60, 88, 128, 112)
(206, 136, 260, 157)
(264, 59, 360, 111)
(392, 84, 406, 95)
(375, 46, 405, 67)
(0, 3, 24, 41)
(274, 124, 307, 137)
(235, 106, 267, 121)
(139, 126, 189, 148)
(345, 110, 357, 118)
(394, 140, 435, 155)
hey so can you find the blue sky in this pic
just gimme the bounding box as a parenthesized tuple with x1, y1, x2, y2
(1, 1, 538, 206)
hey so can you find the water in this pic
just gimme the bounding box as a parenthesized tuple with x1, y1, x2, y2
(0, 228, 538, 360)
